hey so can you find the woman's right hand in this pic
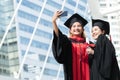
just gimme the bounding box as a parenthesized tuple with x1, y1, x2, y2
(86, 47, 94, 55)
(52, 11, 62, 22)
(52, 11, 63, 37)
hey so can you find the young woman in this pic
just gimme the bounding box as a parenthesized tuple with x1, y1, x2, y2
(52, 11, 91, 80)
(86, 19, 120, 80)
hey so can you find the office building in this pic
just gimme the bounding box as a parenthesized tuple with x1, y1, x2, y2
(0, 0, 19, 77)
(98, 0, 120, 68)
(0, 0, 91, 80)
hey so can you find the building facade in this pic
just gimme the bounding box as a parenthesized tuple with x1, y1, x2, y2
(0, 0, 19, 77)
(0, 0, 91, 80)
(1, 0, 120, 80)
(98, 0, 120, 68)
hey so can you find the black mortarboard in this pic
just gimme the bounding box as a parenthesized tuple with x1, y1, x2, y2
(64, 13, 88, 28)
(92, 19, 110, 35)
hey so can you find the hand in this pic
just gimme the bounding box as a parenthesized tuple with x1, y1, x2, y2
(86, 47, 94, 55)
(52, 11, 63, 22)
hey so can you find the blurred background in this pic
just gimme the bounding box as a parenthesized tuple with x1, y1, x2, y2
(0, 0, 120, 80)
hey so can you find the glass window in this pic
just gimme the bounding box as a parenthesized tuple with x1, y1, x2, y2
(9, 59, 19, 66)
(44, 68, 57, 76)
(18, 10, 38, 22)
(23, 64, 28, 72)
(21, 50, 35, 56)
(3, 55, 6, 59)
(43, 8, 54, 16)
(100, 3, 107, 7)
(114, 41, 119, 44)
(111, 16, 116, 19)
(47, 0, 61, 9)
(60, 17, 67, 22)
(39, 54, 45, 61)
(31, 40, 49, 50)
(67, 0, 76, 6)
(35, 29, 52, 39)
(81, 0, 87, 4)
(59, 71, 64, 77)
(103, 16, 108, 19)
(39, 0, 44, 2)
(111, 22, 117, 25)
(64, 7, 74, 14)
(58, 25, 69, 34)
(17, 0, 42, 11)
(0, 5, 14, 12)
(24, 78, 29, 80)
(99, 0, 105, 1)
(3, 69, 7, 73)
(47, 56, 58, 64)
(0, 0, 13, 6)
(21, 50, 25, 56)
(2, 43, 7, 46)
(19, 23, 34, 33)
(0, 68, 2, 73)
(39, 18, 52, 28)
(9, 27, 16, 32)
(20, 36, 49, 50)
(20, 36, 30, 45)
(9, 42, 17, 46)
(78, 4, 86, 11)
(19, 22, 52, 39)
(21, 0, 41, 12)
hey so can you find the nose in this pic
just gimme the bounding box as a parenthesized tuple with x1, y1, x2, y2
(92, 31, 95, 36)
(92, 30, 95, 34)
(75, 26, 79, 29)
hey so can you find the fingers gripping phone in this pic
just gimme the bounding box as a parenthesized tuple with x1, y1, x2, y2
(60, 11, 68, 17)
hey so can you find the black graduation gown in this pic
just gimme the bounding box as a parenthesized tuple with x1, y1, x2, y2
(52, 30, 73, 80)
(89, 34, 120, 80)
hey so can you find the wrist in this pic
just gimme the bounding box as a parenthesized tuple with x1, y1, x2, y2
(52, 19, 57, 23)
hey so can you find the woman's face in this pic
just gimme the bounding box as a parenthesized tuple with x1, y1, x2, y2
(70, 22, 83, 36)
(92, 26, 105, 40)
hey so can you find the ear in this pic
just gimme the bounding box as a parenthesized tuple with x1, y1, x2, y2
(69, 30, 73, 37)
(69, 30, 71, 33)
(102, 30, 105, 34)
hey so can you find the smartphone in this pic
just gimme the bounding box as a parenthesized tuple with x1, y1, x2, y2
(60, 11, 68, 17)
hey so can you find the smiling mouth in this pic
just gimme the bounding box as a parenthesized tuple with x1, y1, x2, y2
(92, 34, 97, 37)
(74, 30, 81, 32)
(74, 32, 80, 33)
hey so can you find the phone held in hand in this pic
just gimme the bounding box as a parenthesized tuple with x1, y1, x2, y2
(60, 11, 68, 17)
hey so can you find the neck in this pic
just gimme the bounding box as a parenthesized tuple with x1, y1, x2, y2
(70, 35, 82, 38)
(69, 35, 85, 43)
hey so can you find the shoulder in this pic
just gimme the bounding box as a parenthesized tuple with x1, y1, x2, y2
(97, 34, 110, 42)
(98, 34, 115, 50)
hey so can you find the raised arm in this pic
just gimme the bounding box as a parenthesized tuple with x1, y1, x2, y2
(52, 11, 62, 37)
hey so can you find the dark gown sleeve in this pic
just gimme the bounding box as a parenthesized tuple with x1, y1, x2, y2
(88, 41, 95, 68)
(94, 34, 114, 78)
(88, 54, 94, 68)
(52, 29, 70, 64)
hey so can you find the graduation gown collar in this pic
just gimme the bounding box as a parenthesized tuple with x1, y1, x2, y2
(69, 35, 85, 43)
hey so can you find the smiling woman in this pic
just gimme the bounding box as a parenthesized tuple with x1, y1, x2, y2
(91, 26, 105, 40)
(88, 19, 120, 80)
(52, 11, 92, 80)
(69, 22, 84, 37)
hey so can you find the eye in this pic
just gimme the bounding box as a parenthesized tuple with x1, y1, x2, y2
(71, 25, 76, 27)
(77, 24, 82, 27)
(94, 29, 97, 31)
